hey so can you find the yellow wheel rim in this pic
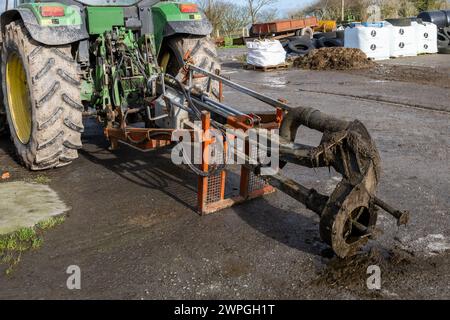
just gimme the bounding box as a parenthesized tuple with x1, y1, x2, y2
(160, 52, 171, 72)
(6, 53, 32, 144)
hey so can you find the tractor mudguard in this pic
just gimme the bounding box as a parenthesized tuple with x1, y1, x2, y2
(151, 2, 212, 53)
(163, 13, 212, 38)
(1, 8, 88, 46)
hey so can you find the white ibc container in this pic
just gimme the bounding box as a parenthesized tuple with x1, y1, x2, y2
(413, 21, 438, 54)
(344, 23, 391, 60)
(388, 24, 417, 57)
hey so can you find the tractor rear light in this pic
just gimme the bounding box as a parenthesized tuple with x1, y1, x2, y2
(40, 6, 65, 17)
(179, 4, 198, 13)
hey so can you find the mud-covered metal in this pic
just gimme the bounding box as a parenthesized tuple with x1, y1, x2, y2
(163, 19, 212, 38)
(277, 106, 409, 258)
(185, 65, 409, 258)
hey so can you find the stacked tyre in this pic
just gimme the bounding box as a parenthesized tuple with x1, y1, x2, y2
(283, 36, 315, 55)
(282, 31, 344, 56)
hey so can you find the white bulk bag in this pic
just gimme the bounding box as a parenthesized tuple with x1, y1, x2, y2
(246, 39, 286, 67)
(388, 24, 417, 57)
(413, 21, 438, 54)
(344, 24, 391, 60)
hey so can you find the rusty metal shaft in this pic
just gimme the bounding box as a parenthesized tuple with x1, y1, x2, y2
(373, 197, 410, 226)
(265, 173, 329, 216)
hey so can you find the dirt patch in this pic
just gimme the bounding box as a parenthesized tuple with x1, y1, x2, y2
(125, 212, 176, 228)
(314, 246, 450, 298)
(293, 48, 376, 70)
(348, 63, 450, 88)
(314, 248, 409, 292)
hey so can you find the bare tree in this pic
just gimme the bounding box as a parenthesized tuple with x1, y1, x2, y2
(289, 0, 450, 21)
(257, 8, 279, 22)
(247, 0, 278, 24)
(221, 2, 251, 36)
(197, 0, 229, 35)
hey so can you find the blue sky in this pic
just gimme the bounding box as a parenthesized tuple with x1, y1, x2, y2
(233, 0, 315, 15)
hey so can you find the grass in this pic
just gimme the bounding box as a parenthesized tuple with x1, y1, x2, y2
(0, 215, 65, 275)
(220, 45, 246, 49)
(33, 174, 51, 184)
(37, 215, 66, 230)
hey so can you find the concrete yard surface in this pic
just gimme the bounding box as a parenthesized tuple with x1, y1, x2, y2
(0, 51, 449, 299)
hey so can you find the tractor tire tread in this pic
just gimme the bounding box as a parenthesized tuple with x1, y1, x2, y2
(1, 20, 83, 170)
(165, 36, 221, 99)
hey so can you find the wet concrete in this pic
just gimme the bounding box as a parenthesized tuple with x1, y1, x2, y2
(0, 52, 449, 299)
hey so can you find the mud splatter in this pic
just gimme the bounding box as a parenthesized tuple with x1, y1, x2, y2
(348, 64, 450, 89)
(315, 248, 403, 289)
(314, 246, 450, 298)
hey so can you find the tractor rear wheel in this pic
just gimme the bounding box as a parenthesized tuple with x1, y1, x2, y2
(1, 21, 83, 170)
(159, 36, 221, 99)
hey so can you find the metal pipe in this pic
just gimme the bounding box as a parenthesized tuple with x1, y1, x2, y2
(265, 173, 329, 215)
(187, 64, 292, 111)
(280, 107, 350, 141)
(162, 96, 194, 115)
(191, 98, 232, 120)
(146, 106, 169, 121)
(202, 96, 246, 116)
(373, 197, 410, 226)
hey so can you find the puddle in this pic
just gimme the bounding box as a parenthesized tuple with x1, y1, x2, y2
(369, 80, 389, 83)
(264, 76, 288, 88)
(411, 234, 450, 256)
(0, 181, 69, 234)
(221, 70, 238, 75)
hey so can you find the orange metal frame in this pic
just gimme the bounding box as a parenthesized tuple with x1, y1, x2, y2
(104, 75, 283, 215)
(104, 109, 282, 215)
(197, 111, 282, 215)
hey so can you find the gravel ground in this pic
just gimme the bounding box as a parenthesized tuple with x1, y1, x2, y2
(0, 49, 449, 300)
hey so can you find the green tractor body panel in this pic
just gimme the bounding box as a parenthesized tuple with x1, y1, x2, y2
(18, 2, 83, 27)
(1, 1, 88, 45)
(85, 6, 124, 34)
(3, 1, 211, 50)
(1, 0, 212, 110)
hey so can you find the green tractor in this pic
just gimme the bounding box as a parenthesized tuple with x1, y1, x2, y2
(0, 0, 219, 170)
(0, 1, 411, 258)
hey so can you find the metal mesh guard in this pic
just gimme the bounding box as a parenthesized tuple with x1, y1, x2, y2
(206, 171, 223, 204)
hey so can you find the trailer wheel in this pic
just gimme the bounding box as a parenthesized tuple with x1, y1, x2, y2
(1, 21, 83, 170)
(296, 27, 314, 39)
(160, 36, 221, 99)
